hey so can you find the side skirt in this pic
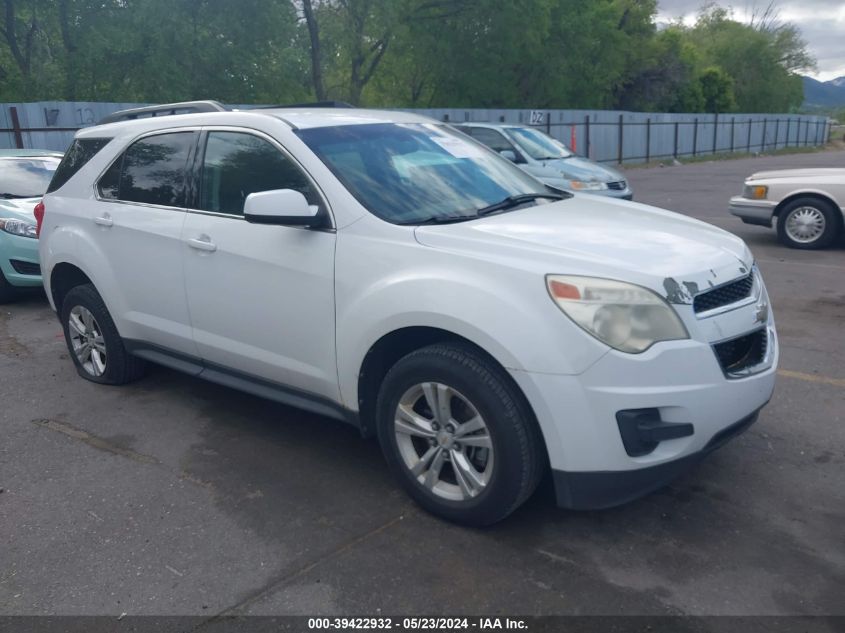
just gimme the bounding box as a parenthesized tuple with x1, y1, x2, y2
(124, 340, 360, 430)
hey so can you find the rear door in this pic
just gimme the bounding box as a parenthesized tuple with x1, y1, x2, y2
(181, 128, 338, 400)
(93, 130, 198, 356)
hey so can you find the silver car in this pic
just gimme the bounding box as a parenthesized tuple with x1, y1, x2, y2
(455, 122, 632, 199)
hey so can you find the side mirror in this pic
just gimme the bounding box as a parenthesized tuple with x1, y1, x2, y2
(244, 189, 322, 227)
(499, 149, 518, 162)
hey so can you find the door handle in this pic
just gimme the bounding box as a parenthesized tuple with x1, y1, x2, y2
(187, 235, 217, 252)
(94, 213, 113, 227)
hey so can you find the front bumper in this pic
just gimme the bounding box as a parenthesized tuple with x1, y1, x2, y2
(729, 197, 777, 227)
(539, 177, 633, 200)
(509, 287, 778, 510)
(553, 408, 761, 509)
(0, 232, 42, 288)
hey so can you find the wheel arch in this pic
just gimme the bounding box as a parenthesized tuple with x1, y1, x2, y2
(356, 326, 545, 460)
(50, 262, 94, 314)
(773, 191, 842, 221)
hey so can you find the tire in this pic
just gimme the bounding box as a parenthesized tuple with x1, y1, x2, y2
(776, 197, 842, 250)
(0, 269, 17, 304)
(375, 343, 544, 526)
(60, 284, 145, 385)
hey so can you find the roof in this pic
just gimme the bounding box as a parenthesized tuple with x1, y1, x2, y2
(452, 122, 527, 130)
(261, 108, 435, 129)
(0, 149, 63, 158)
(77, 107, 438, 138)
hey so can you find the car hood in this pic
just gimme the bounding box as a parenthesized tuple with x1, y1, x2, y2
(0, 197, 39, 221)
(414, 196, 753, 304)
(538, 156, 624, 183)
(749, 168, 845, 181)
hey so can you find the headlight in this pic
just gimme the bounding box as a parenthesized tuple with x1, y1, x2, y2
(546, 275, 689, 353)
(0, 218, 38, 239)
(743, 184, 767, 200)
(568, 180, 607, 191)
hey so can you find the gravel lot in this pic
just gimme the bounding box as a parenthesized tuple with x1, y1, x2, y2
(1, 150, 843, 618)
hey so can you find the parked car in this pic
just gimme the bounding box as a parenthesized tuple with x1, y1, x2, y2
(730, 168, 845, 249)
(39, 102, 776, 526)
(0, 149, 62, 302)
(453, 122, 632, 199)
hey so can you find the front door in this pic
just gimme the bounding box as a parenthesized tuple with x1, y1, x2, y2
(181, 129, 338, 400)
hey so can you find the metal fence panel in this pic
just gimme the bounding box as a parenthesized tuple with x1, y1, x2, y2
(1, 101, 147, 151)
(0, 102, 832, 163)
(407, 108, 831, 164)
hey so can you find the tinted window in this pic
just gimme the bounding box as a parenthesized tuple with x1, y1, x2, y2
(297, 123, 552, 224)
(101, 132, 195, 207)
(199, 132, 318, 216)
(466, 128, 516, 153)
(98, 155, 122, 200)
(46, 139, 109, 194)
(2, 156, 61, 198)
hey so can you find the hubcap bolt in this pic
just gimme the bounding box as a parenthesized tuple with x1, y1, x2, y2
(446, 424, 455, 433)
(453, 442, 460, 450)
(432, 423, 439, 431)
(429, 438, 436, 446)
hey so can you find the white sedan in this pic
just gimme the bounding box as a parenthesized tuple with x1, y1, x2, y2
(730, 168, 845, 249)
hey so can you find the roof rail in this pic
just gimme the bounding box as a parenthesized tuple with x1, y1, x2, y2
(97, 100, 228, 125)
(252, 100, 356, 110)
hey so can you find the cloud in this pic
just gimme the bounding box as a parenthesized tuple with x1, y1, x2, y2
(657, 0, 845, 80)
(659, 0, 845, 15)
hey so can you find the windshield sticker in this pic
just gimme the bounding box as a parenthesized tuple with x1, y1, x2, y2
(428, 135, 487, 159)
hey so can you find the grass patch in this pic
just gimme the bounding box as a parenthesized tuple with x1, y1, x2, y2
(624, 138, 844, 170)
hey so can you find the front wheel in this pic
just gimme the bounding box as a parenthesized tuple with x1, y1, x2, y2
(376, 343, 544, 526)
(776, 197, 841, 250)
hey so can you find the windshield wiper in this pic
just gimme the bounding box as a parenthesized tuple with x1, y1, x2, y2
(398, 213, 479, 226)
(476, 192, 566, 217)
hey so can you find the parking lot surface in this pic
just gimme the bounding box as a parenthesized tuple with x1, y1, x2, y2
(1, 150, 843, 617)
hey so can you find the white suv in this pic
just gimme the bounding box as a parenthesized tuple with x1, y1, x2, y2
(39, 102, 778, 526)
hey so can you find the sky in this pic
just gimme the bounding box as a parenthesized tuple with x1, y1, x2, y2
(657, 1, 845, 82)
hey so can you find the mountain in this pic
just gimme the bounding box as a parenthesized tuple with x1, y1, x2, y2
(802, 75, 845, 108)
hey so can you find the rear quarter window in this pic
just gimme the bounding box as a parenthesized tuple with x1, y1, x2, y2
(46, 138, 112, 193)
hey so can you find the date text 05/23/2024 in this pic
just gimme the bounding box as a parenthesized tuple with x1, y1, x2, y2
(307, 617, 528, 630)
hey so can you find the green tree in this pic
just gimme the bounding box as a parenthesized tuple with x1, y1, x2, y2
(614, 25, 704, 112)
(699, 66, 735, 112)
(686, 5, 812, 112)
(0, 0, 818, 113)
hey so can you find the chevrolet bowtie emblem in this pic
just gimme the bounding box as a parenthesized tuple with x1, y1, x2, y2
(754, 301, 769, 324)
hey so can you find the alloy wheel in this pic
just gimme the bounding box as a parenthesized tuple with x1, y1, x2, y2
(68, 305, 107, 377)
(393, 382, 494, 501)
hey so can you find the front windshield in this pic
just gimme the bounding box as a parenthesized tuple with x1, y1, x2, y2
(0, 156, 60, 198)
(296, 123, 552, 224)
(507, 127, 572, 161)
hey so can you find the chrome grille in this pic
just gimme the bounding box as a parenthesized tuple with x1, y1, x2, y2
(607, 180, 626, 191)
(693, 273, 754, 314)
